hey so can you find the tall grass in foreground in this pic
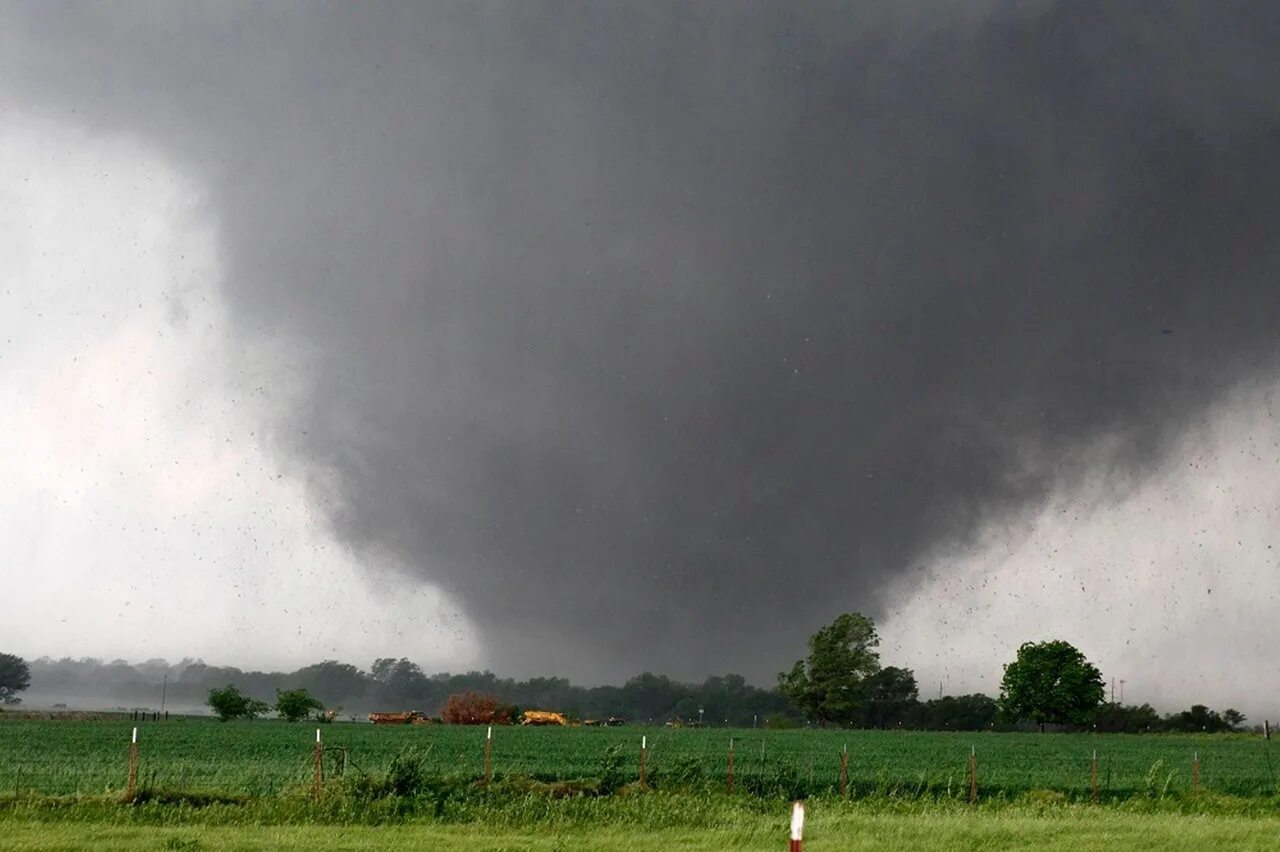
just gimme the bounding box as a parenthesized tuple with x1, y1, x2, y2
(1, 742, 1277, 830)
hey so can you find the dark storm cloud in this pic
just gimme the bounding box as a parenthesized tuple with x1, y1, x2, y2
(6, 1, 1280, 680)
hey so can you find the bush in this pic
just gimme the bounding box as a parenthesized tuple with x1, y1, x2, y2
(207, 685, 269, 722)
(441, 691, 514, 725)
(385, 747, 429, 797)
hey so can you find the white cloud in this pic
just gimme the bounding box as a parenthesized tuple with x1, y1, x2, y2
(0, 116, 478, 672)
(881, 385, 1280, 721)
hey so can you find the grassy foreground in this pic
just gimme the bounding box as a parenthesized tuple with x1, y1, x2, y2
(3, 806, 1280, 851)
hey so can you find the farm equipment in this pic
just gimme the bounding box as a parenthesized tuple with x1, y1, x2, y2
(521, 710, 568, 726)
(368, 711, 421, 725)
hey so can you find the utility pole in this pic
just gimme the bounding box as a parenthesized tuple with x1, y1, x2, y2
(1119, 679, 1125, 704)
(1110, 678, 1115, 703)
(161, 674, 168, 716)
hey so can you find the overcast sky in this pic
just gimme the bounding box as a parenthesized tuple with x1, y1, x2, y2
(2, 2, 1278, 718)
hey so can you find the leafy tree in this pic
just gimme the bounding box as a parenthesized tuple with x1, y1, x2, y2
(1222, 709, 1247, 731)
(778, 613, 881, 726)
(290, 660, 368, 704)
(370, 657, 428, 705)
(275, 688, 324, 722)
(909, 694, 1000, 731)
(999, 640, 1105, 731)
(1092, 702, 1160, 733)
(860, 666, 919, 728)
(0, 653, 31, 705)
(1164, 704, 1230, 733)
(619, 673, 685, 722)
(670, 695, 701, 724)
(206, 684, 269, 722)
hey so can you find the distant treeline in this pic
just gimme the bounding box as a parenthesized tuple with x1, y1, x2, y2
(29, 657, 792, 725)
(23, 657, 1251, 733)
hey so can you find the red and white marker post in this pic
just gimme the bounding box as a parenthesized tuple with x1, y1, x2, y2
(789, 800, 805, 851)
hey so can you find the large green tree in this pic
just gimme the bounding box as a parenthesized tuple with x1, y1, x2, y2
(290, 660, 368, 704)
(0, 653, 31, 705)
(998, 640, 1104, 732)
(275, 688, 324, 722)
(778, 613, 881, 726)
(859, 666, 919, 728)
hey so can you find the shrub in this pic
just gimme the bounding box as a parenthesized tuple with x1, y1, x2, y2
(599, 744, 626, 794)
(385, 747, 429, 797)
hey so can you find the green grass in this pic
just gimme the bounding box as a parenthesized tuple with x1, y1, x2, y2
(1, 717, 1276, 800)
(2, 803, 1279, 850)
(3, 719, 1276, 849)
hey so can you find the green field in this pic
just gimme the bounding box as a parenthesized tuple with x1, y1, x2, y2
(4, 807, 1280, 851)
(1, 719, 1278, 850)
(1, 717, 1277, 800)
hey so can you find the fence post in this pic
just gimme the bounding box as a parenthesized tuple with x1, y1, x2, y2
(1192, 752, 1200, 792)
(1090, 750, 1098, 803)
(125, 727, 138, 801)
(727, 738, 735, 794)
(840, 743, 849, 799)
(639, 735, 648, 788)
(313, 729, 324, 800)
(967, 746, 977, 804)
(484, 726, 493, 784)
(789, 800, 805, 852)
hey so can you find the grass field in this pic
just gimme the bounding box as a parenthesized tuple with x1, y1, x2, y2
(1, 719, 1278, 850)
(1, 717, 1277, 800)
(2, 795, 1280, 850)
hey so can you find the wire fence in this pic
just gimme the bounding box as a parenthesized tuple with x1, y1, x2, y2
(1, 721, 1276, 800)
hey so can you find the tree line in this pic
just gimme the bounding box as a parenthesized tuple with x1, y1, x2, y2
(3, 614, 1256, 733)
(17, 655, 792, 726)
(773, 613, 1253, 733)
